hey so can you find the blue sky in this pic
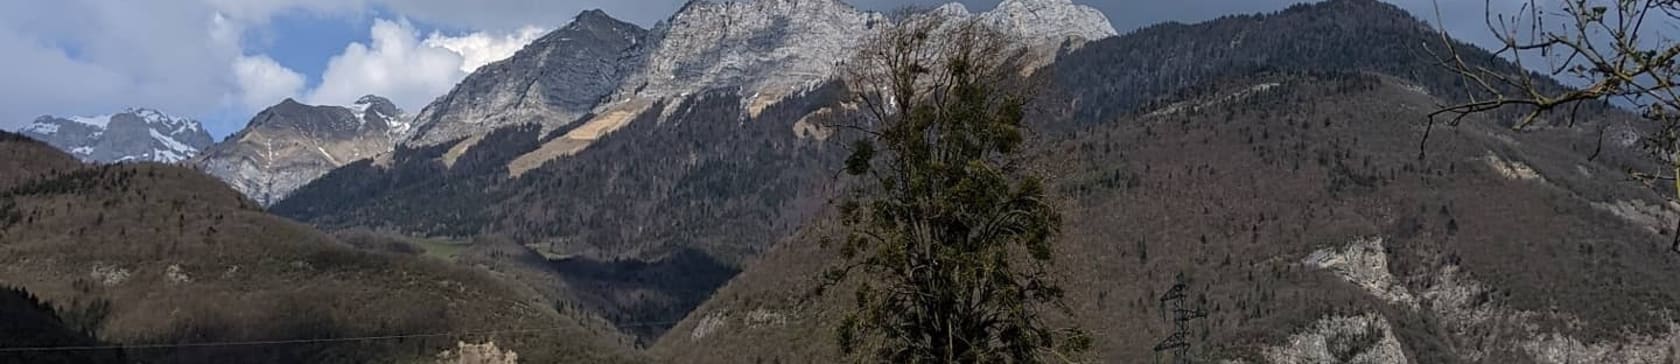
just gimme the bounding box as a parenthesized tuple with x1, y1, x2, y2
(250, 9, 379, 88)
(0, 0, 1539, 139)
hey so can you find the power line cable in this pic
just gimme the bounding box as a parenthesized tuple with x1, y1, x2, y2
(0, 320, 682, 353)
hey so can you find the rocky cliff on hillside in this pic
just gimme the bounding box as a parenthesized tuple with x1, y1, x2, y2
(195, 95, 409, 206)
(17, 108, 212, 163)
(979, 0, 1116, 44)
(615, 0, 1116, 119)
(613, 0, 882, 119)
(405, 10, 648, 147)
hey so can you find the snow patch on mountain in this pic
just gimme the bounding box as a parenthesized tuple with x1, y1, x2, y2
(24, 122, 59, 135)
(148, 128, 199, 162)
(68, 114, 113, 128)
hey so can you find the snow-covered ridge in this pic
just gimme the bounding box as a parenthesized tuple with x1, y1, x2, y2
(69, 114, 113, 128)
(55, 108, 202, 132)
(351, 94, 412, 141)
(149, 128, 199, 163)
(15, 108, 213, 164)
(23, 122, 60, 135)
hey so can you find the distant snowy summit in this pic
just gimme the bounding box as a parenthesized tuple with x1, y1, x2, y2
(18, 108, 213, 163)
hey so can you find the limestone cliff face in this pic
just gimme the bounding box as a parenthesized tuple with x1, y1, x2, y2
(195, 96, 407, 206)
(614, 0, 883, 117)
(981, 0, 1117, 45)
(614, 0, 1116, 118)
(404, 10, 648, 147)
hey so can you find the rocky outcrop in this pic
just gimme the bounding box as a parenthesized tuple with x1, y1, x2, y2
(195, 95, 408, 206)
(1260, 314, 1410, 364)
(17, 108, 212, 163)
(1302, 237, 1680, 363)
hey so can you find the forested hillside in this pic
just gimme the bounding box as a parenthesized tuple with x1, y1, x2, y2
(1043, 0, 1575, 128)
(658, 71, 1680, 363)
(0, 131, 642, 363)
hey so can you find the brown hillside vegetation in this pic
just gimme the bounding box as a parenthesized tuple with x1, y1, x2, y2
(0, 131, 81, 190)
(274, 87, 848, 340)
(654, 73, 1680, 363)
(0, 132, 642, 363)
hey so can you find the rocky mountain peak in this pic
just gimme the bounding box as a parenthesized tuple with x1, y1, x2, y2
(574, 9, 619, 25)
(197, 97, 413, 206)
(353, 95, 397, 112)
(403, 10, 648, 147)
(352, 94, 403, 124)
(273, 98, 307, 110)
(615, 0, 884, 115)
(610, 0, 1112, 118)
(982, 0, 1116, 44)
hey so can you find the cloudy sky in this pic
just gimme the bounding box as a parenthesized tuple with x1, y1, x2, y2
(0, 0, 1532, 138)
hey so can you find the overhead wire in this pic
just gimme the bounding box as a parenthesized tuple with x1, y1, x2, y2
(0, 320, 682, 352)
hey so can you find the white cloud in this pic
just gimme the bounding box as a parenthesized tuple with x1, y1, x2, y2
(0, 1, 555, 136)
(424, 26, 548, 73)
(203, 0, 370, 26)
(0, 1, 243, 133)
(233, 55, 306, 110)
(303, 19, 542, 112)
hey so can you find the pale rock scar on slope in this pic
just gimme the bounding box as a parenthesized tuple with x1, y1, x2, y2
(506, 98, 656, 177)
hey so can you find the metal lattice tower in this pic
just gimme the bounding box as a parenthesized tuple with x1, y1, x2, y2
(1154, 278, 1206, 364)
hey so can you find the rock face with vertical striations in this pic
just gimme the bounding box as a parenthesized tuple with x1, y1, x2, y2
(980, 0, 1117, 45)
(612, 0, 884, 118)
(16, 108, 212, 163)
(194, 95, 409, 206)
(404, 10, 649, 147)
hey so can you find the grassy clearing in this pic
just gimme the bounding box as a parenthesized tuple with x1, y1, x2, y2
(409, 237, 469, 260)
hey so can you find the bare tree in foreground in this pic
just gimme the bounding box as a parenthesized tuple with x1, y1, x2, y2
(820, 13, 1089, 363)
(1432, 0, 1680, 250)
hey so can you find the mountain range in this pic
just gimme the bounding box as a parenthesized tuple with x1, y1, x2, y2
(5, 0, 1680, 362)
(18, 108, 212, 164)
